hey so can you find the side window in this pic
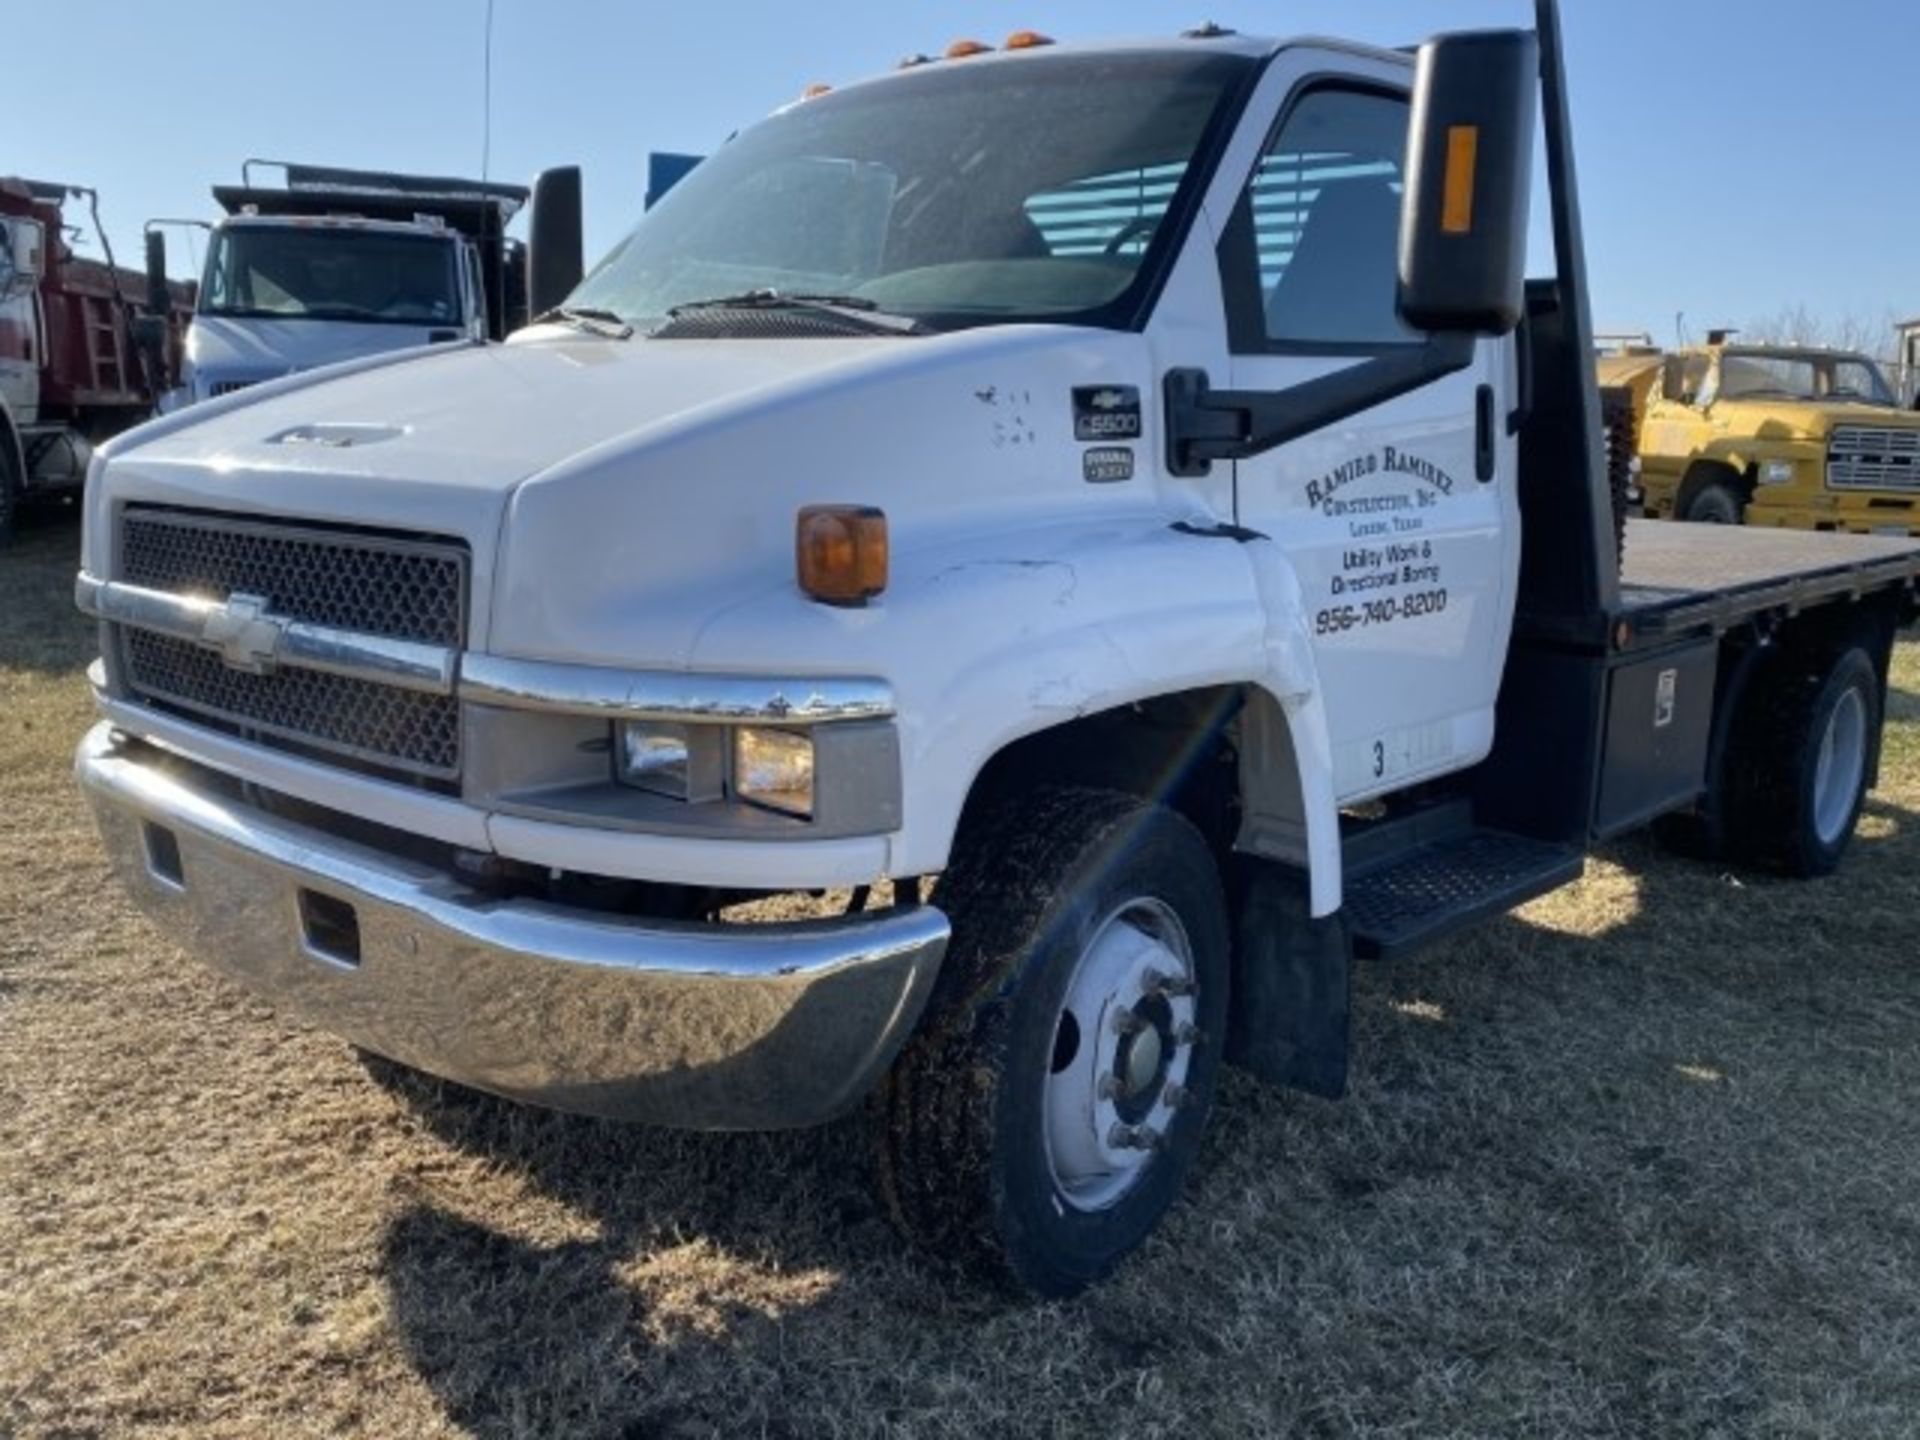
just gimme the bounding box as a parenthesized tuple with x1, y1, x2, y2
(1222, 87, 1415, 352)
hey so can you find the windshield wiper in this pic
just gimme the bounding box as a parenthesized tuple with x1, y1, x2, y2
(667, 290, 927, 335)
(535, 305, 635, 339)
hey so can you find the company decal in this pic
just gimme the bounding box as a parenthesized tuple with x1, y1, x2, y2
(1654, 668, 1678, 729)
(1309, 447, 1459, 640)
(1082, 447, 1135, 483)
(1073, 385, 1142, 442)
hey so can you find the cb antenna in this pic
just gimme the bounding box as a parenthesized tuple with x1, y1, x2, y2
(481, 0, 496, 180)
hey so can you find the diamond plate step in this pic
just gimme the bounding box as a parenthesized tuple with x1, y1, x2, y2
(1346, 829, 1584, 961)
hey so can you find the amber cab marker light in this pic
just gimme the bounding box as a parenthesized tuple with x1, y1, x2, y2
(797, 505, 889, 606)
(1004, 30, 1055, 49)
(802, 82, 833, 99)
(945, 39, 994, 58)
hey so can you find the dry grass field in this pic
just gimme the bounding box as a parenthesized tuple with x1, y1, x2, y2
(3, 512, 1918, 1438)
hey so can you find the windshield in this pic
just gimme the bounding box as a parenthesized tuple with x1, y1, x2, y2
(200, 226, 461, 326)
(567, 50, 1254, 333)
(1716, 352, 1897, 406)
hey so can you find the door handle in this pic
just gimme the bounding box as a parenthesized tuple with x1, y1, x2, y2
(1475, 383, 1496, 482)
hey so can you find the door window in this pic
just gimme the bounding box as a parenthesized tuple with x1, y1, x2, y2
(1221, 87, 1415, 353)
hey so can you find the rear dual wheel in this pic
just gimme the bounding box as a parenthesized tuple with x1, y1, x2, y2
(1727, 645, 1880, 877)
(872, 786, 1229, 1298)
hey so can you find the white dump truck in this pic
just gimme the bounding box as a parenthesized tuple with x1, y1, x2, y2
(76, 4, 1920, 1296)
(150, 162, 535, 408)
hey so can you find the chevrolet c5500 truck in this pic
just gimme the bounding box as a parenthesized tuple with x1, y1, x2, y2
(75, 5, 1920, 1296)
(1601, 340, 1920, 535)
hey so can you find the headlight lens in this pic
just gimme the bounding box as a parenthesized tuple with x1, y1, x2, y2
(617, 721, 694, 797)
(1760, 459, 1797, 485)
(616, 721, 724, 801)
(732, 727, 815, 818)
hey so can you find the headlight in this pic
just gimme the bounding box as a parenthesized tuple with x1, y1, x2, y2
(1760, 459, 1797, 485)
(616, 721, 722, 800)
(732, 727, 815, 818)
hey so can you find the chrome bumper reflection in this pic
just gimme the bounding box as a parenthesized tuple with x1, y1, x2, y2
(75, 723, 948, 1129)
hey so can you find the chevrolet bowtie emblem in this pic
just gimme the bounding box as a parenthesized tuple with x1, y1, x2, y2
(1088, 389, 1130, 411)
(198, 592, 284, 674)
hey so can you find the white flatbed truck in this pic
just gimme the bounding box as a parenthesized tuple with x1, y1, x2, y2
(75, 4, 1920, 1296)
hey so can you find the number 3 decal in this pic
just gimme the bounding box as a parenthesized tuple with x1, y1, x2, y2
(1372, 740, 1386, 779)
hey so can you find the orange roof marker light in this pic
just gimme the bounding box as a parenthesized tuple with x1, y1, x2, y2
(1004, 30, 1056, 49)
(944, 39, 994, 59)
(802, 83, 833, 99)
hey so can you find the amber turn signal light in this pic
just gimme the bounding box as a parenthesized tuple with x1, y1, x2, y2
(1004, 30, 1055, 49)
(945, 39, 993, 58)
(797, 506, 888, 606)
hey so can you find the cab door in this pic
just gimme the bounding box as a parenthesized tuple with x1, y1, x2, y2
(1216, 78, 1519, 802)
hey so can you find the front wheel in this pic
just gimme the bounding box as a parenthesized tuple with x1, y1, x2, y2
(872, 786, 1229, 1297)
(1682, 479, 1745, 525)
(0, 437, 20, 549)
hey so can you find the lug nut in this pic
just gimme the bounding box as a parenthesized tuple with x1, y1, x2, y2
(1174, 1022, 1204, 1048)
(1097, 1074, 1125, 1101)
(1107, 1122, 1165, 1152)
(1111, 1009, 1146, 1037)
(1163, 1082, 1192, 1110)
(1145, 968, 1195, 998)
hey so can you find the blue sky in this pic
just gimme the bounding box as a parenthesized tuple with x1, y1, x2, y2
(16, 1, 1918, 347)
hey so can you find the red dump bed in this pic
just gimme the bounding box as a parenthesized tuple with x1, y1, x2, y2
(0, 178, 193, 419)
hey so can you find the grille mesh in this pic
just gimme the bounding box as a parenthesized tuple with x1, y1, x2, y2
(116, 509, 469, 780)
(124, 630, 462, 776)
(121, 510, 466, 646)
(1828, 426, 1920, 493)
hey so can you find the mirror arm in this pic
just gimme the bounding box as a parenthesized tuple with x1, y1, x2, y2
(1164, 334, 1477, 477)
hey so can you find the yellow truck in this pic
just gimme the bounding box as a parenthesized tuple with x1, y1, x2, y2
(1598, 341, 1920, 536)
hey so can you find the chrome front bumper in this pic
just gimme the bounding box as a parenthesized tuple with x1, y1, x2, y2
(75, 723, 949, 1129)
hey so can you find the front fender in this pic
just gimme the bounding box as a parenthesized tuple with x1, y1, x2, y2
(691, 518, 1343, 911)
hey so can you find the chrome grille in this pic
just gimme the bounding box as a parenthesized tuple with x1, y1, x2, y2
(209, 379, 260, 398)
(116, 508, 468, 780)
(1828, 426, 1920, 492)
(124, 630, 462, 776)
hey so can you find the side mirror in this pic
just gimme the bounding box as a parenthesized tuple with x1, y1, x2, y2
(2, 218, 44, 299)
(144, 229, 170, 317)
(527, 166, 584, 316)
(1398, 29, 1539, 336)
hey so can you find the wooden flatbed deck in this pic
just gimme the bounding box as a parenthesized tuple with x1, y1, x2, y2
(1618, 520, 1920, 639)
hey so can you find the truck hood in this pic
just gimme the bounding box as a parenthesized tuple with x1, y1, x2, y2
(89, 324, 1153, 656)
(112, 329, 904, 503)
(186, 314, 461, 390)
(1711, 398, 1920, 441)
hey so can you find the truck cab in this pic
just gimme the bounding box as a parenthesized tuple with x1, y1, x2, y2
(73, 9, 1919, 1297)
(163, 163, 530, 408)
(1607, 340, 1920, 534)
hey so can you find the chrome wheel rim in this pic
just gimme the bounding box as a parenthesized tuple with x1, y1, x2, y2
(1813, 686, 1868, 847)
(1042, 897, 1198, 1213)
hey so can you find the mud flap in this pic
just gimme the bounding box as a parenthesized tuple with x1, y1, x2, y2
(1226, 859, 1350, 1099)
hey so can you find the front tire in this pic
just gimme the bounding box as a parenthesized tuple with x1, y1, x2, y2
(1728, 645, 1880, 876)
(0, 436, 20, 549)
(872, 786, 1229, 1298)
(1682, 479, 1745, 525)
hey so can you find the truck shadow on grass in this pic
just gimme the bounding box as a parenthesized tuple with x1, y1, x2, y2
(371, 1065, 949, 1437)
(370, 795, 1920, 1437)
